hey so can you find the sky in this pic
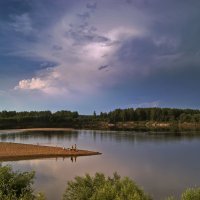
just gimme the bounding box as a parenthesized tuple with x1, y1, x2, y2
(0, 0, 200, 114)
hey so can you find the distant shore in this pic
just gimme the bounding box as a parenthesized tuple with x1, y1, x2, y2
(0, 142, 101, 161)
(1, 122, 200, 133)
(18, 127, 75, 132)
(0, 128, 75, 134)
(1, 108, 200, 131)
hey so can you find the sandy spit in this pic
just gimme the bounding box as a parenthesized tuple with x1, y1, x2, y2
(0, 142, 101, 161)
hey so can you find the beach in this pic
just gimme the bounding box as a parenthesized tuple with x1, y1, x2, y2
(0, 128, 75, 134)
(0, 142, 101, 161)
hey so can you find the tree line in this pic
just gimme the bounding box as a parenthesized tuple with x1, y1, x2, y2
(0, 110, 79, 129)
(103, 107, 200, 123)
(0, 107, 200, 129)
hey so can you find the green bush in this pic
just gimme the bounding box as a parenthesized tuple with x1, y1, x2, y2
(181, 188, 200, 200)
(166, 188, 200, 200)
(1, 165, 200, 200)
(0, 165, 45, 200)
(62, 172, 152, 200)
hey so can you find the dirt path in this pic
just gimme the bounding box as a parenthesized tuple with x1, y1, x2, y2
(0, 142, 101, 161)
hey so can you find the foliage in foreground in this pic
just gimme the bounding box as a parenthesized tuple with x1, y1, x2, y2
(181, 188, 200, 200)
(62, 172, 152, 200)
(0, 165, 45, 200)
(166, 187, 200, 200)
(1, 165, 200, 200)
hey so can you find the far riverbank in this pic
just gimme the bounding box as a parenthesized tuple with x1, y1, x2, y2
(0, 128, 75, 134)
(1, 121, 200, 132)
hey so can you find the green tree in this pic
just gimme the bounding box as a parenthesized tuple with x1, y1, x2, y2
(62, 172, 152, 200)
(93, 111, 97, 117)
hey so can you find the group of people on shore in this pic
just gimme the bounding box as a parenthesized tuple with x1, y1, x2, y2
(71, 144, 77, 151)
(62, 144, 78, 151)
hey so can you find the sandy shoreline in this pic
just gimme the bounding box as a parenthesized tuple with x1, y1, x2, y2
(0, 128, 75, 134)
(0, 142, 101, 161)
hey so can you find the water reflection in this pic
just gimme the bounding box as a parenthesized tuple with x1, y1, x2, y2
(0, 131, 78, 146)
(1, 130, 200, 144)
(70, 156, 77, 163)
(1, 130, 200, 200)
(0, 131, 78, 140)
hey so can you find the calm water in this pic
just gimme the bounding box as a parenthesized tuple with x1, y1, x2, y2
(0, 130, 200, 200)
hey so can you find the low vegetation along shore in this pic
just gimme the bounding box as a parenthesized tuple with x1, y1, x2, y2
(0, 107, 200, 131)
(0, 142, 101, 161)
(0, 165, 200, 200)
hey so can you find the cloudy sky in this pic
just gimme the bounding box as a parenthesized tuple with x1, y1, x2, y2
(0, 0, 200, 114)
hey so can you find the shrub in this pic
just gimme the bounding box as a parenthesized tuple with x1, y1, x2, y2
(62, 172, 152, 200)
(181, 188, 200, 200)
(166, 188, 200, 200)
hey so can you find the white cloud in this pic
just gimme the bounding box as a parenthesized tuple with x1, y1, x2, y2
(107, 27, 143, 41)
(15, 78, 47, 90)
(136, 100, 160, 108)
(122, 101, 160, 109)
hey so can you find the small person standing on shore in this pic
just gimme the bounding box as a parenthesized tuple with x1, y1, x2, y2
(75, 144, 77, 151)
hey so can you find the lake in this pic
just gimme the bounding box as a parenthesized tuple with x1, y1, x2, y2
(0, 130, 200, 200)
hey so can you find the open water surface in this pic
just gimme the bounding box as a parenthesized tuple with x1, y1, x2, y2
(0, 130, 200, 200)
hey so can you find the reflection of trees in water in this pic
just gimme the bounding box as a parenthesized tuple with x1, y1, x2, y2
(0, 134, 16, 142)
(81, 130, 200, 144)
(0, 131, 79, 142)
(1, 129, 200, 145)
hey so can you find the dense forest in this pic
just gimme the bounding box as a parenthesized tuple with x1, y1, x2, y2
(104, 107, 200, 123)
(0, 108, 200, 129)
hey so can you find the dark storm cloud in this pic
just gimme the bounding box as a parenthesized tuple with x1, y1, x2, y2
(138, 63, 200, 108)
(0, 0, 80, 33)
(115, 36, 179, 70)
(77, 12, 90, 20)
(113, 0, 200, 72)
(0, 0, 31, 20)
(98, 65, 109, 70)
(100, 0, 200, 109)
(52, 45, 63, 51)
(66, 22, 111, 45)
(0, 0, 78, 78)
(86, 2, 97, 11)
(40, 62, 57, 68)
